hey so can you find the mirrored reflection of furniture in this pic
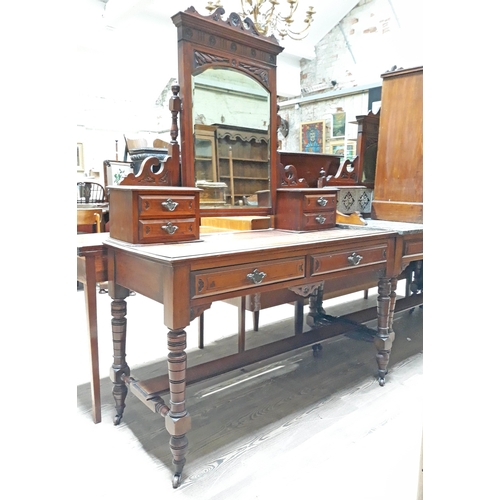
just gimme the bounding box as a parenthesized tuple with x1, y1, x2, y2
(194, 124, 218, 183)
(217, 125, 270, 206)
(194, 125, 228, 206)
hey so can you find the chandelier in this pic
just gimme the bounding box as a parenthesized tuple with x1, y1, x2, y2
(206, 1, 316, 40)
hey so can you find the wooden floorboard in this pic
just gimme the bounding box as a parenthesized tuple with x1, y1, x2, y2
(76, 287, 422, 499)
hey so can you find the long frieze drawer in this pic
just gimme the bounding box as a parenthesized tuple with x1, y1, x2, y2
(303, 194, 337, 212)
(138, 218, 199, 243)
(192, 257, 305, 298)
(311, 244, 387, 276)
(302, 212, 337, 231)
(404, 238, 423, 258)
(138, 195, 197, 218)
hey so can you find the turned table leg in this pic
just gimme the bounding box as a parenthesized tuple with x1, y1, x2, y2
(165, 328, 191, 488)
(374, 277, 397, 386)
(110, 296, 130, 425)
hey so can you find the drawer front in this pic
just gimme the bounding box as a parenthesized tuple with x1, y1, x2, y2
(404, 238, 423, 258)
(302, 212, 336, 231)
(192, 257, 305, 299)
(303, 194, 337, 213)
(311, 244, 387, 276)
(138, 195, 197, 218)
(138, 218, 199, 243)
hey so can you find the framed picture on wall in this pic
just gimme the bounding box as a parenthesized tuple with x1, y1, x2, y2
(77, 143, 84, 172)
(300, 120, 326, 153)
(103, 160, 134, 187)
(331, 139, 357, 161)
(331, 112, 346, 138)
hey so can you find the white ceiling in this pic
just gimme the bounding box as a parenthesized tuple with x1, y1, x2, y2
(95, 0, 359, 59)
(75, 0, 359, 127)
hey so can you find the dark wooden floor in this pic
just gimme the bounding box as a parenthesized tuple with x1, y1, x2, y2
(76, 287, 422, 499)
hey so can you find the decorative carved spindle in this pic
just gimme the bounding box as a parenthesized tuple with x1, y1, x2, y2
(166, 328, 191, 488)
(169, 83, 181, 144)
(374, 277, 395, 386)
(110, 298, 130, 425)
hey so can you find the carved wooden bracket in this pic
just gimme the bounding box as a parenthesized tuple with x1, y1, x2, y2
(279, 164, 309, 187)
(289, 282, 323, 298)
(190, 303, 212, 322)
(324, 156, 361, 185)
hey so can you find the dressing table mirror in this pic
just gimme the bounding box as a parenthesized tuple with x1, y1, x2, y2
(172, 6, 283, 216)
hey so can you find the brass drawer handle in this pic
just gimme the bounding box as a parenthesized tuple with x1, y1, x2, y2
(315, 215, 326, 224)
(161, 199, 179, 211)
(317, 197, 328, 207)
(347, 252, 363, 266)
(161, 222, 178, 235)
(247, 269, 267, 284)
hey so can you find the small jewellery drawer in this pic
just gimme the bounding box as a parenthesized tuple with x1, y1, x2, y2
(138, 195, 197, 218)
(302, 212, 336, 231)
(192, 257, 305, 299)
(311, 244, 387, 276)
(138, 218, 198, 243)
(275, 187, 338, 231)
(303, 194, 337, 213)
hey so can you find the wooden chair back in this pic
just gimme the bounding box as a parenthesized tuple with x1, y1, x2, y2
(77, 182, 107, 204)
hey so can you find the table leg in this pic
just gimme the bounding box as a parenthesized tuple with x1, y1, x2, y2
(83, 254, 101, 424)
(374, 277, 397, 386)
(110, 296, 130, 425)
(165, 328, 191, 488)
(306, 282, 336, 327)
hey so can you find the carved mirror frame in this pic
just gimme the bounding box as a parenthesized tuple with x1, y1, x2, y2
(172, 7, 283, 217)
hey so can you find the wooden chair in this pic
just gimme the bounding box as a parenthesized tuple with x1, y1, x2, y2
(77, 182, 107, 204)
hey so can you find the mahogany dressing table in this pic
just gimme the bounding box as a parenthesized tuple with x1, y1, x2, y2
(79, 7, 424, 488)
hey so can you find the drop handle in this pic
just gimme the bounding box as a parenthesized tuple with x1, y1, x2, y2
(161, 199, 178, 211)
(247, 269, 267, 284)
(317, 197, 328, 207)
(315, 215, 326, 224)
(347, 252, 363, 266)
(161, 222, 178, 235)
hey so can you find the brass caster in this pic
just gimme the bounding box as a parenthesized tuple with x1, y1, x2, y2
(172, 473, 182, 488)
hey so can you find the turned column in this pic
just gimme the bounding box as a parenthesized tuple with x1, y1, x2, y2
(110, 296, 131, 425)
(374, 277, 397, 386)
(165, 328, 191, 488)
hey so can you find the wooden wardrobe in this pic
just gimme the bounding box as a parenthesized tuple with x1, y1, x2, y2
(371, 66, 423, 223)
